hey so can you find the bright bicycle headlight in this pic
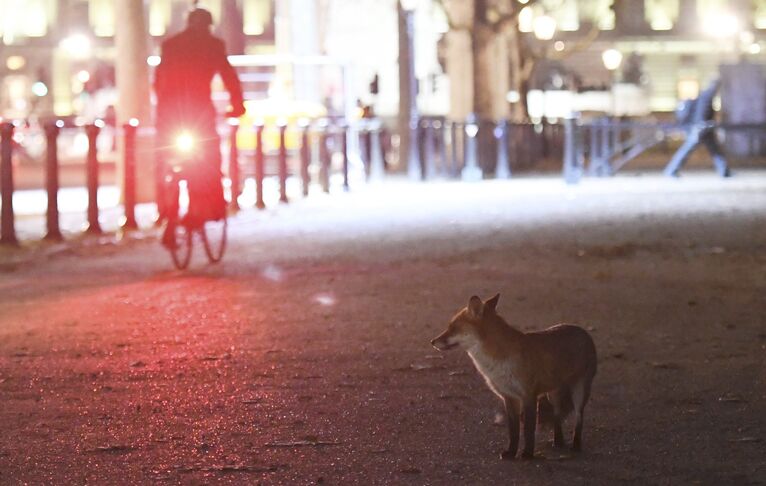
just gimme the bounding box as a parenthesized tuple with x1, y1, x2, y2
(175, 132, 195, 153)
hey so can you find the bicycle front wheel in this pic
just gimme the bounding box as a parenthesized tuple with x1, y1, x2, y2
(169, 222, 193, 269)
(200, 217, 227, 263)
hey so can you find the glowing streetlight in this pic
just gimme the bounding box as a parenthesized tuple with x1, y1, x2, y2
(533, 15, 557, 41)
(601, 49, 623, 72)
(702, 11, 739, 38)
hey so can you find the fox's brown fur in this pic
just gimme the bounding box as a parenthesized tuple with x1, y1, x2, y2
(431, 294, 597, 460)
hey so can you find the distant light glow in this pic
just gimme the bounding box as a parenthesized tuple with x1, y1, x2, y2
(749, 43, 762, 55)
(533, 15, 557, 40)
(77, 70, 91, 83)
(554, 41, 565, 52)
(60, 34, 92, 59)
(128, 118, 139, 127)
(6, 56, 25, 71)
(602, 49, 623, 71)
(506, 90, 521, 103)
(31, 82, 48, 97)
(147, 55, 161, 67)
(702, 11, 739, 38)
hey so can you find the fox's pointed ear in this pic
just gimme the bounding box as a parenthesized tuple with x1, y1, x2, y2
(468, 295, 483, 317)
(484, 293, 500, 314)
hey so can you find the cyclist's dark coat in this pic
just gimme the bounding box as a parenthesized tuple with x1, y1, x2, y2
(154, 26, 243, 146)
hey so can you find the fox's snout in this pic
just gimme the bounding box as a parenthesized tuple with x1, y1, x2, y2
(431, 331, 458, 351)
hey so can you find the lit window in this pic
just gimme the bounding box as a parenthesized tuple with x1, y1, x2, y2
(519, 6, 534, 32)
(244, 0, 272, 35)
(755, 0, 766, 28)
(578, 0, 614, 31)
(545, 0, 579, 31)
(645, 0, 679, 31)
(89, 0, 115, 37)
(0, 0, 49, 41)
(150, 0, 171, 36)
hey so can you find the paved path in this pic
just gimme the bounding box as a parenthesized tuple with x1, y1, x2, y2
(1, 174, 765, 484)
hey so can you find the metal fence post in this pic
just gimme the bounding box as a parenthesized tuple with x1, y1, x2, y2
(44, 121, 63, 240)
(461, 114, 482, 181)
(277, 120, 288, 203)
(449, 121, 460, 178)
(563, 117, 581, 184)
(423, 118, 436, 180)
(85, 122, 103, 234)
(254, 121, 265, 209)
(299, 119, 311, 196)
(494, 119, 511, 179)
(0, 122, 17, 246)
(341, 121, 350, 191)
(228, 119, 241, 210)
(318, 119, 330, 193)
(122, 119, 138, 231)
(368, 120, 385, 182)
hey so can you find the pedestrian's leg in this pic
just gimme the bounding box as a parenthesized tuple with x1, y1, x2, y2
(701, 132, 730, 177)
(664, 129, 698, 177)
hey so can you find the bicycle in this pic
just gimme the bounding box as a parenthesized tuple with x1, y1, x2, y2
(161, 130, 228, 269)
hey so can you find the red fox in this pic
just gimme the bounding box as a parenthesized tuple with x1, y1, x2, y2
(431, 294, 597, 460)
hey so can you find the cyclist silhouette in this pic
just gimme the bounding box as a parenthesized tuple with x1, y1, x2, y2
(155, 7, 245, 240)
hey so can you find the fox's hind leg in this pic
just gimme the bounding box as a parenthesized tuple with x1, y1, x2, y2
(500, 396, 520, 460)
(546, 388, 568, 449)
(570, 377, 593, 452)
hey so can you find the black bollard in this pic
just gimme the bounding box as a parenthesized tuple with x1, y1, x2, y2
(341, 122, 349, 191)
(85, 122, 102, 234)
(0, 122, 17, 245)
(122, 120, 138, 231)
(362, 123, 373, 179)
(277, 120, 288, 203)
(318, 119, 330, 193)
(228, 120, 240, 210)
(299, 119, 311, 197)
(423, 119, 436, 180)
(449, 121, 460, 178)
(254, 121, 265, 209)
(44, 121, 63, 240)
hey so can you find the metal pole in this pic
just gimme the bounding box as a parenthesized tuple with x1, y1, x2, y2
(44, 121, 63, 240)
(404, 8, 421, 180)
(0, 122, 17, 245)
(423, 118, 436, 180)
(341, 122, 350, 191)
(318, 120, 330, 193)
(122, 120, 138, 231)
(228, 120, 240, 210)
(449, 121, 459, 178)
(461, 114, 482, 181)
(278, 120, 288, 203)
(435, 120, 447, 178)
(85, 123, 103, 234)
(300, 120, 311, 196)
(563, 117, 581, 184)
(254, 121, 265, 209)
(494, 119, 511, 179)
(368, 119, 385, 182)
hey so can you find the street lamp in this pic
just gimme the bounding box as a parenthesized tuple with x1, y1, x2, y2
(533, 15, 557, 41)
(399, 0, 421, 180)
(602, 48, 623, 116)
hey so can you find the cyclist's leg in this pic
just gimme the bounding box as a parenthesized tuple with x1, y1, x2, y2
(186, 127, 224, 224)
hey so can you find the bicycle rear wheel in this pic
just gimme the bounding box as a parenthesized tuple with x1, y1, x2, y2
(169, 222, 193, 269)
(200, 216, 227, 263)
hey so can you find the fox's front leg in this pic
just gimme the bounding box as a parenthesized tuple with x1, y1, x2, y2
(521, 400, 537, 459)
(500, 397, 520, 460)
